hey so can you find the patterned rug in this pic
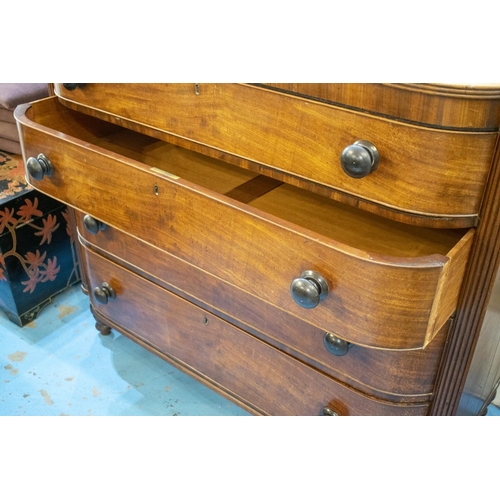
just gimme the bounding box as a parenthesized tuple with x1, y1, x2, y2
(0, 149, 31, 202)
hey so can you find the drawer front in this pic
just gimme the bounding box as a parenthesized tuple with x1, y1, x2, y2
(84, 247, 429, 416)
(77, 212, 450, 402)
(262, 83, 500, 130)
(54, 83, 497, 219)
(16, 99, 473, 349)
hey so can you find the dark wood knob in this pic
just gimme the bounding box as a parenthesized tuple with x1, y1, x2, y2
(93, 282, 116, 305)
(323, 333, 351, 356)
(83, 215, 107, 235)
(290, 270, 328, 309)
(340, 140, 380, 178)
(62, 83, 85, 91)
(26, 154, 53, 181)
(321, 407, 339, 416)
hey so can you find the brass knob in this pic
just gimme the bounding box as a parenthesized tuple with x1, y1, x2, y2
(62, 83, 85, 91)
(93, 282, 116, 305)
(321, 407, 339, 416)
(83, 215, 107, 235)
(26, 154, 54, 181)
(340, 140, 380, 178)
(290, 270, 328, 309)
(323, 333, 351, 356)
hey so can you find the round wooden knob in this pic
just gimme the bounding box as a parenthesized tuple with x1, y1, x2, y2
(93, 282, 116, 305)
(323, 333, 351, 356)
(26, 154, 53, 181)
(290, 270, 328, 309)
(321, 407, 339, 416)
(83, 215, 107, 235)
(340, 140, 380, 178)
(62, 83, 85, 91)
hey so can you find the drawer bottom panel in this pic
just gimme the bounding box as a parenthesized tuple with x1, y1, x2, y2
(83, 247, 429, 416)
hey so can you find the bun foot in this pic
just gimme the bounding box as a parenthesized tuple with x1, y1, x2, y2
(90, 305, 112, 335)
(95, 320, 112, 336)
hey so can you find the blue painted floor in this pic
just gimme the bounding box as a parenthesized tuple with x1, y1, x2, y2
(487, 403, 500, 416)
(1, 284, 249, 416)
(1, 283, 499, 416)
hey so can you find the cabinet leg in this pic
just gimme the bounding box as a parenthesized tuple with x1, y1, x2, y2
(95, 319, 112, 336)
(90, 306, 112, 335)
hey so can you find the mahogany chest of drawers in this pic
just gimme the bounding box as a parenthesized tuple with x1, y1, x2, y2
(15, 83, 500, 415)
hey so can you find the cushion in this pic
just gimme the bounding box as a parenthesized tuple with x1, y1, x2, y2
(0, 120, 19, 142)
(0, 83, 49, 110)
(0, 108, 15, 124)
(0, 137, 21, 155)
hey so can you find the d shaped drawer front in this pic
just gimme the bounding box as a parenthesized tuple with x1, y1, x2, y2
(84, 247, 429, 416)
(16, 98, 474, 349)
(53, 83, 497, 221)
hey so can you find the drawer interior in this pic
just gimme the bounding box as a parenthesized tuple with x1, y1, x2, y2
(27, 99, 468, 259)
(248, 184, 466, 258)
(95, 130, 261, 195)
(97, 139, 466, 259)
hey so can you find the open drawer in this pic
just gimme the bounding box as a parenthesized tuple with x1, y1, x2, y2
(16, 97, 474, 349)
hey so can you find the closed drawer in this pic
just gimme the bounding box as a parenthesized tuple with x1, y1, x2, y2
(83, 246, 429, 416)
(262, 83, 500, 130)
(76, 212, 450, 403)
(53, 83, 497, 222)
(16, 98, 474, 349)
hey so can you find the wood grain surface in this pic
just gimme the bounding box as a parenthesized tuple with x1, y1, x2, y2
(16, 99, 473, 349)
(16, 83, 500, 415)
(431, 135, 500, 415)
(76, 211, 450, 403)
(84, 246, 429, 416)
(53, 84, 497, 220)
(262, 83, 500, 130)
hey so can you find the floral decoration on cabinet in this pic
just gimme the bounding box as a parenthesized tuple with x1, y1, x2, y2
(0, 152, 79, 293)
(0, 199, 71, 292)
